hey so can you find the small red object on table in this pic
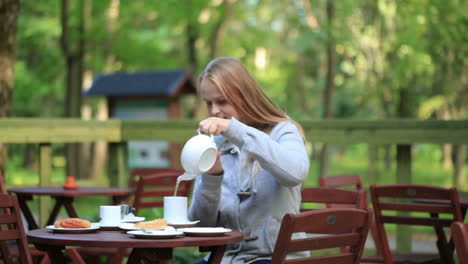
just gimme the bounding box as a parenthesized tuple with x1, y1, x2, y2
(63, 176, 78, 190)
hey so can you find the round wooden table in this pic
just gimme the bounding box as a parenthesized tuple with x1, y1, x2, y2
(27, 229, 244, 264)
(8, 187, 132, 229)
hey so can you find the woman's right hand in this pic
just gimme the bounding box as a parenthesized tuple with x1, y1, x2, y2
(206, 151, 223, 176)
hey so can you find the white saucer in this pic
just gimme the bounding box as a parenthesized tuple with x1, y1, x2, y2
(177, 227, 232, 237)
(46, 223, 100, 234)
(167, 220, 200, 228)
(121, 216, 145, 223)
(127, 230, 183, 239)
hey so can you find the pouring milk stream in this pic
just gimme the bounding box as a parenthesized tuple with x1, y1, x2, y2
(173, 129, 218, 196)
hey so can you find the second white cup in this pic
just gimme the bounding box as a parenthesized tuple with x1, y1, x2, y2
(164, 196, 188, 224)
(100, 205, 121, 226)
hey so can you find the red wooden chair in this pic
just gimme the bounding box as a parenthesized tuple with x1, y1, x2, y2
(128, 167, 184, 189)
(132, 171, 192, 215)
(451, 221, 468, 264)
(0, 171, 50, 264)
(0, 193, 34, 264)
(320, 174, 384, 259)
(301, 186, 366, 212)
(271, 208, 371, 264)
(369, 184, 463, 264)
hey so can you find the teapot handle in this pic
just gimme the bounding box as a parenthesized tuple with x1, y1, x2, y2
(197, 128, 214, 140)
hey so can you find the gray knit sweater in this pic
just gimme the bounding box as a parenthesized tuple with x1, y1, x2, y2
(188, 118, 310, 264)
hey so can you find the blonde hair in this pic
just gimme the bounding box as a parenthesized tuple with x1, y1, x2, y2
(199, 57, 305, 139)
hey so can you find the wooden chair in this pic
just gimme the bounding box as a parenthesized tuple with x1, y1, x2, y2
(320, 174, 384, 259)
(0, 171, 51, 264)
(369, 184, 463, 264)
(128, 167, 184, 189)
(132, 171, 192, 215)
(271, 207, 371, 264)
(451, 221, 468, 264)
(0, 193, 34, 264)
(301, 186, 366, 212)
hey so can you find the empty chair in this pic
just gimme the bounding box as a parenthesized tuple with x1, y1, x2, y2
(370, 184, 463, 264)
(0, 171, 50, 264)
(320, 174, 383, 259)
(0, 193, 34, 264)
(128, 167, 184, 189)
(271, 208, 371, 264)
(301, 186, 366, 212)
(132, 171, 193, 215)
(451, 221, 468, 264)
(320, 174, 363, 190)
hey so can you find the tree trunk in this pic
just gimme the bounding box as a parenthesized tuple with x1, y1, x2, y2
(0, 0, 20, 176)
(319, 0, 335, 179)
(61, 0, 85, 179)
(89, 0, 119, 182)
(209, 0, 234, 59)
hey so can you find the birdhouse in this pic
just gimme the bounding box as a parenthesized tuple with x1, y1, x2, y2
(84, 70, 197, 169)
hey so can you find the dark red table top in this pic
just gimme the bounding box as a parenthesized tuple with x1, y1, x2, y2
(27, 229, 244, 249)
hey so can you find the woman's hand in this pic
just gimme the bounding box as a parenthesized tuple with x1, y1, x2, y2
(199, 117, 231, 135)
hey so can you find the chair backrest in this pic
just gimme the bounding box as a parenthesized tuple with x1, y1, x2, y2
(451, 221, 468, 264)
(370, 184, 463, 263)
(132, 171, 192, 215)
(301, 187, 366, 212)
(271, 208, 370, 264)
(320, 174, 384, 258)
(320, 174, 363, 190)
(0, 193, 33, 264)
(128, 168, 184, 188)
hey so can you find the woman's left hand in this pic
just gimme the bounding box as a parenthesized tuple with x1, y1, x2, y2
(199, 117, 231, 135)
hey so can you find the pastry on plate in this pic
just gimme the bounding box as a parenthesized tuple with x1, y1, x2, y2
(54, 218, 92, 228)
(133, 218, 167, 229)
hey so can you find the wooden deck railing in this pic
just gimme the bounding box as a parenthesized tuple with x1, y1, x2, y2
(1, 118, 467, 185)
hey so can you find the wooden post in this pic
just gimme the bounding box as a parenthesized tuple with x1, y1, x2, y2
(396, 144, 412, 252)
(39, 143, 52, 227)
(108, 142, 128, 188)
(368, 144, 378, 184)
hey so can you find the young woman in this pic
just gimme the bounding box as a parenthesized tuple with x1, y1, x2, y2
(189, 57, 310, 264)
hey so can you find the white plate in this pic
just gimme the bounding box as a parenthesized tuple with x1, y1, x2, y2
(46, 223, 100, 234)
(177, 227, 232, 237)
(167, 220, 200, 228)
(127, 230, 183, 239)
(121, 216, 145, 223)
(119, 223, 166, 231)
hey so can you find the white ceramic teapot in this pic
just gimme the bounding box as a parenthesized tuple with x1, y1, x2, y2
(179, 129, 218, 181)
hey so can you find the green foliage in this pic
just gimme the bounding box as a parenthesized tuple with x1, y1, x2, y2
(12, 0, 467, 120)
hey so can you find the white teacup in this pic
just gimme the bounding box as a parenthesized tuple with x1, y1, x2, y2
(100, 205, 121, 226)
(180, 130, 218, 180)
(164, 196, 188, 224)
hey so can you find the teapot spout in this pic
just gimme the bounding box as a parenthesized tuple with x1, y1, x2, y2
(177, 172, 197, 182)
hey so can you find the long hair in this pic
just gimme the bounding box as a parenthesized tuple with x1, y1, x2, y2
(199, 57, 305, 140)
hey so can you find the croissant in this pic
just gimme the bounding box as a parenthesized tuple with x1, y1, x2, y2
(134, 218, 167, 229)
(54, 218, 92, 228)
